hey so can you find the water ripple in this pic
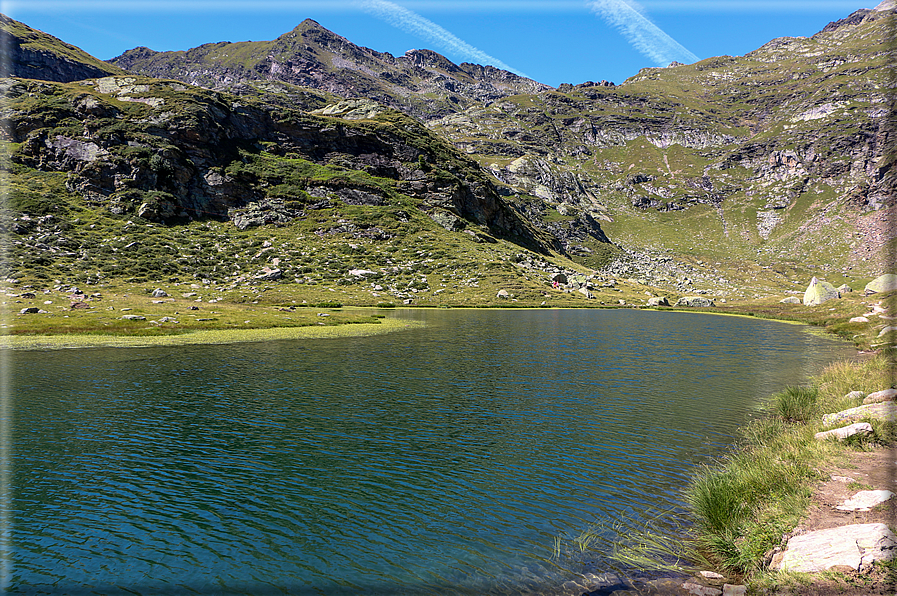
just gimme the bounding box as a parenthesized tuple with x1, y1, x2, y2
(11, 309, 852, 595)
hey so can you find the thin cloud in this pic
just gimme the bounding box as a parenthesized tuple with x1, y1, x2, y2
(586, 0, 700, 67)
(353, 0, 531, 78)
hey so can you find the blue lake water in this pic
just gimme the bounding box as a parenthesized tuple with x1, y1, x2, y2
(9, 308, 854, 595)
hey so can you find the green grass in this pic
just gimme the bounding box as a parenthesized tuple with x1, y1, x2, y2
(684, 352, 896, 577)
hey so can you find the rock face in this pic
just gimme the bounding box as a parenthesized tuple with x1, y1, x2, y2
(865, 273, 897, 294)
(775, 524, 897, 572)
(803, 277, 840, 306)
(5, 75, 563, 255)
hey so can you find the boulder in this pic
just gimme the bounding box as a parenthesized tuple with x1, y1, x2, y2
(779, 296, 801, 304)
(775, 523, 897, 572)
(849, 316, 869, 323)
(647, 296, 670, 307)
(878, 326, 897, 337)
(722, 586, 747, 596)
(865, 274, 897, 295)
(864, 388, 897, 404)
(121, 314, 146, 320)
(814, 422, 873, 441)
(838, 284, 853, 293)
(496, 289, 510, 299)
(836, 490, 895, 512)
(19, 307, 40, 314)
(675, 296, 715, 307)
(151, 288, 168, 297)
(846, 391, 866, 401)
(578, 287, 593, 299)
(823, 402, 896, 425)
(254, 267, 282, 281)
(803, 277, 839, 306)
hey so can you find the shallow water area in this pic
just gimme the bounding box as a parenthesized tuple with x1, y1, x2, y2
(11, 308, 854, 595)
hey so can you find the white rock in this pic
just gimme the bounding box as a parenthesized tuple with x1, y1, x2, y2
(849, 316, 869, 323)
(845, 390, 866, 400)
(836, 490, 895, 512)
(496, 289, 510, 298)
(864, 388, 897, 404)
(814, 422, 874, 441)
(777, 523, 897, 572)
(877, 326, 897, 337)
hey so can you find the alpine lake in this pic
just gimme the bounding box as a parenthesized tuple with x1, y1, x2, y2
(11, 308, 854, 595)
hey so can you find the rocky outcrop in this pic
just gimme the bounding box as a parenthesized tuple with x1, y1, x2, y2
(6, 76, 559, 254)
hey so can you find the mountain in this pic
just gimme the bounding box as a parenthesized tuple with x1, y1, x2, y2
(1, 7, 894, 302)
(109, 19, 551, 122)
(0, 14, 125, 82)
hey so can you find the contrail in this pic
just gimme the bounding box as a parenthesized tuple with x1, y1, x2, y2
(354, 0, 531, 78)
(586, 0, 699, 67)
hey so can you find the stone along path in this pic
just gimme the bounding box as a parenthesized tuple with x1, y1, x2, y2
(769, 385, 896, 595)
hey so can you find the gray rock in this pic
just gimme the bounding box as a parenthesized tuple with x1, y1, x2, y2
(846, 390, 866, 400)
(158, 317, 179, 323)
(838, 284, 853, 293)
(877, 326, 897, 337)
(776, 523, 897, 572)
(578, 287, 593, 299)
(121, 314, 146, 320)
(864, 388, 897, 404)
(822, 402, 897, 425)
(551, 272, 568, 285)
(647, 296, 670, 306)
(496, 289, 510, 299)
(151, 288, 168, 297)
(849, 316, 869, 323)
(428, 210, 465, 231)
(780, 296, 801, 304)
(681, 582, 722, 596)
(722, 586, 747, 596)
(19, 307, 40, 314)
(865, 273, 897, 295)
(675, 296, 715, 307)
(814, 422, 874, 441)
(254, 268, 282, 281)
(803, 277, 840, 306)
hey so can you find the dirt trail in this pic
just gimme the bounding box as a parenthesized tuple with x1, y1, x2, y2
(770, 445, 897, 595)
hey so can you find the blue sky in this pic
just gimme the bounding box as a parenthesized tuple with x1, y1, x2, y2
(1, 0, 874, 87)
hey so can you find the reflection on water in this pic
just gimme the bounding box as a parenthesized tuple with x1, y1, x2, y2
(11, 309, 852, 594)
